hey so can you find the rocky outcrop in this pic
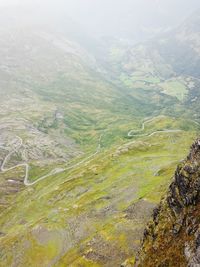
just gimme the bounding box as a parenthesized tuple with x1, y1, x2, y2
(136, 138, 200, 267)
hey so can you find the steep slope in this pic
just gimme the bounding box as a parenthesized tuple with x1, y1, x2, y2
(137, 138, 200, 267)
(0, 5, 147, 183)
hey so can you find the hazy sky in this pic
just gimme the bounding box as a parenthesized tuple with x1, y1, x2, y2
(1, 0, 200, 40)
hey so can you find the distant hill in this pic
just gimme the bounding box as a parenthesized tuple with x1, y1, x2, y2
(151, 9, 200, 77)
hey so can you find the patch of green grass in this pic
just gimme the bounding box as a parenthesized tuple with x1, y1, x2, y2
(159, 80, 188, 101)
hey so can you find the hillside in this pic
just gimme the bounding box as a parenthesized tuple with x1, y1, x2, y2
(101, 11, 200, 123)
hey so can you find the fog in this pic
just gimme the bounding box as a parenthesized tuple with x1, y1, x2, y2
(1, 0, 200, 41)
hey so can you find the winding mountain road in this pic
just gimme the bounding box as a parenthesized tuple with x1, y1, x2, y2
(0, 115, 190, 186)
(0, 134, 103, 186)
(128, 117, 182, 138)
(0, 136, 29, 185)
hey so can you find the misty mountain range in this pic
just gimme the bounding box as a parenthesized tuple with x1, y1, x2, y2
(0, 1, 200, 267)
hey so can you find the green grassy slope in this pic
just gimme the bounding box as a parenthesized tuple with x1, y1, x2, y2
(0, 114, 199, 266)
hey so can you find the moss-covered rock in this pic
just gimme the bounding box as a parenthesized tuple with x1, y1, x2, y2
(137, 138, 200, 267)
